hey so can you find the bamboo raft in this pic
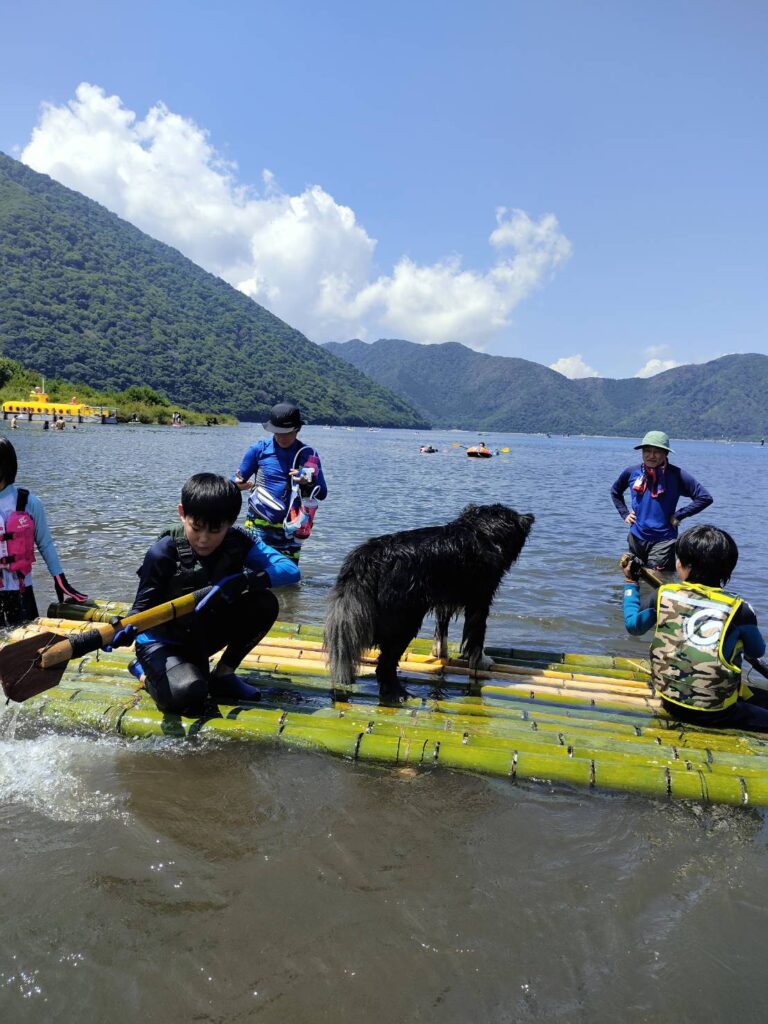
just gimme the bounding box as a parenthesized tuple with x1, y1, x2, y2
(5, 600, 768, 808)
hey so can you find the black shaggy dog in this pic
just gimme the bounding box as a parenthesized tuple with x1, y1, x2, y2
(325, 504, 534, 702)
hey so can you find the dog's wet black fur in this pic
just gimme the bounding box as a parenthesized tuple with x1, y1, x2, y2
(324, 504, 534, 703)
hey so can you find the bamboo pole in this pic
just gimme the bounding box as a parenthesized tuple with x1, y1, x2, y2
(44, 604, 651, 677)
(21, 619, 651, 696)
(14, 687, 766, 806)
(22, 660, 768, 770)
(10, 608, 768, 807)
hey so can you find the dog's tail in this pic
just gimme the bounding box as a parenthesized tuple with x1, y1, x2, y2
(324, 564, 377, 692)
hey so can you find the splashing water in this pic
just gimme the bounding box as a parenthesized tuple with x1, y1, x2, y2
(0, 731, 129, 823)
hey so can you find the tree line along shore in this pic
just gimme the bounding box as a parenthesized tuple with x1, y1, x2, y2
(0, 359, 237, 427)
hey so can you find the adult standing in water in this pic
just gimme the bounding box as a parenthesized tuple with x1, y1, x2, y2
(610, 430, 713, 571)
(233, 402, 328, 564)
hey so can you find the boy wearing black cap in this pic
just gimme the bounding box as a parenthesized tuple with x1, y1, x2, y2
(610, 430, 713, 570)
(233, 402, 328, 563)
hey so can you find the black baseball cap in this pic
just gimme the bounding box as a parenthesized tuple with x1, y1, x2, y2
(263, 402, 304, 434)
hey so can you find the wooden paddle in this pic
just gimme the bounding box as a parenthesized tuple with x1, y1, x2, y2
(620, 554, 768, 683)
(0, 587, 212, 703)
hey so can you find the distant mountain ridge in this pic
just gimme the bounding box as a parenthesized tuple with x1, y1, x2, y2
(324, 339, 768, 439)
(0, 152, 427, 427)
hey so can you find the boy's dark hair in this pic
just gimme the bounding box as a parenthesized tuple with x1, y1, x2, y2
(180, 473, 242, 528)
(0, 438, 18, 485)
(675, 524, 739, 587)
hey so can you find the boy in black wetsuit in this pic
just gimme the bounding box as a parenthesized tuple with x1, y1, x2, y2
(123, 474, 299, 714)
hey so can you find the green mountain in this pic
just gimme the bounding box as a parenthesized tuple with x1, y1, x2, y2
(324, 339, 768, 439)
(0, 153, 427, 427)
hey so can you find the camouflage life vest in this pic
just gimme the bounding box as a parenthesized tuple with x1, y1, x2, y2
(650, 583, 743, 711)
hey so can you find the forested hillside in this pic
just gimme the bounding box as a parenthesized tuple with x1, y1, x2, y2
(325, 339, 768, 439)
(0, 153, 427, 427)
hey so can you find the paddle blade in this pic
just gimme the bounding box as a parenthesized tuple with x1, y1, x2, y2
(0, 632, 68, 703)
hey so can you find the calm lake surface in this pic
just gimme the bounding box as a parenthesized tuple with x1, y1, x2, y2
(2, 423, 768, 1022)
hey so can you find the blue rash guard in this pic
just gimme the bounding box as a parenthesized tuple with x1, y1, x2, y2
(610, 462, 713, 543)
(236, 437, 328, 520)
(235, 438, 328, 562)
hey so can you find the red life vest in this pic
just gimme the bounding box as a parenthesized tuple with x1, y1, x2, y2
(0, 488, 36, 591)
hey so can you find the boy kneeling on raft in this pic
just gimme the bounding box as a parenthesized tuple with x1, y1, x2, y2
(623, 524, 768, 731)
(116, 473, 299, 714)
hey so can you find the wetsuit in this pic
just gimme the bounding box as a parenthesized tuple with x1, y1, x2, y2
(624, 580, 768, 731)
(132, 525, 299, 714)
(610, 462, 713, 569)
(0, 483, 64, 625)
(236, 437, 328, 562)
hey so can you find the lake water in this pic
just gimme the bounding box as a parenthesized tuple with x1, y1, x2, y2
(1, 423, 767, 1022)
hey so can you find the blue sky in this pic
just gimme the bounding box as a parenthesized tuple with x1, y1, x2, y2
(2, 0, 767, 378)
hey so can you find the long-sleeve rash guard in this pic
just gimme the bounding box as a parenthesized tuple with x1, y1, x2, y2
(131, 527, 299, 645)
(236, 438, 328, 510)
(0, 482, 63, 588)
(610, 462, 712, 543)
(132, 528, 299, 616)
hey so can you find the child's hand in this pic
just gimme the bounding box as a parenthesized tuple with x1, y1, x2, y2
(105, 624, 137, 650)
(624, 512, 637, 525)
(195, 573, 246, 612)
(619, 553, 641, 583)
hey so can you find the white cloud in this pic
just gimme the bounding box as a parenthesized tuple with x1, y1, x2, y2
(549, 354, 600, 378)
(21, 83, 572, 346)
(635, 358, 680, 378)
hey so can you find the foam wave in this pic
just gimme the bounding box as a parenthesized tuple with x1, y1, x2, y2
(0, 730, 129, 823)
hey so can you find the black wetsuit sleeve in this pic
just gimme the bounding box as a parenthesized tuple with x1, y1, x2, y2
(131, 537, 178, 614)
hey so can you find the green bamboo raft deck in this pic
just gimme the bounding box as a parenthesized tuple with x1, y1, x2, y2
(6, 600, 768, 808)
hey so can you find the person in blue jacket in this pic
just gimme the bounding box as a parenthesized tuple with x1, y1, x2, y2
(116, 473, 300, 715)
(610, 430, 713, 571)
(233, 402, 328, 563)
(0, 437, 86, 625)
(622, 523, 768, 731)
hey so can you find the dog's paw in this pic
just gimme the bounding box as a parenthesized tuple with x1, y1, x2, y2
(379, 682, 411, 707)
(468, 653, 495, 675)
